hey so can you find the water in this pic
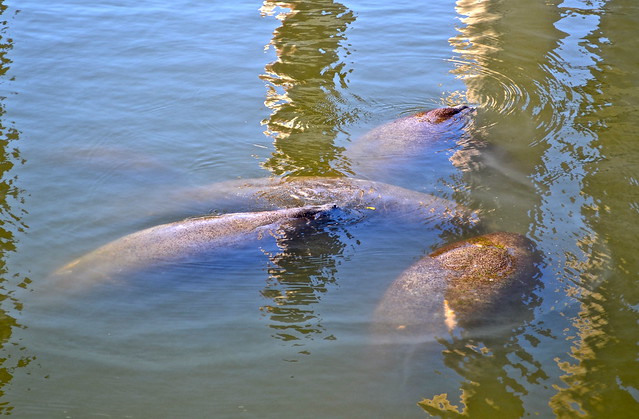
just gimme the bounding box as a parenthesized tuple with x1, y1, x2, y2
(1, 0, 637, 417)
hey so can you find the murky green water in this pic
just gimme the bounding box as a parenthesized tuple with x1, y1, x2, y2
(0, 0, 637, 417)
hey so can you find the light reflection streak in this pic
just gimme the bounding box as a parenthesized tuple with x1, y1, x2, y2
(255, 1, 358, 351)
(547, 0, 639, 414)
(259, 217, 348, 347)
(259, 0, 357, 177)
(418, 0, 633, 416)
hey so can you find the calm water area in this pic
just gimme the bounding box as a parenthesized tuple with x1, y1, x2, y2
(0, 0, 637, 417)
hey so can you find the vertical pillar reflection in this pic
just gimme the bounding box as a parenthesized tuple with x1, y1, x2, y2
(420, 0, 564, 416)
(0, 2, 30, 413)
(449, 0, 564, 120)
(256, 2, 357, 351)
(259, 220, 347, 348)
(548, 0, 639, 415)
(420, 0, 638, 417)
(259, 1, 356, 177)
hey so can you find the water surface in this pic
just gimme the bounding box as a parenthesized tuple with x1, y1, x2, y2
(0, 0, 637, 417)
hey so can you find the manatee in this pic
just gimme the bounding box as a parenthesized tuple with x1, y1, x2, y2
(345, 105, 484, 186)
(52, 178, 482, 289)
(373, 232, 539, 343)
(169, 176, 480, 230)
(51, 205, 333, 287)
(348, 106, 475, 157)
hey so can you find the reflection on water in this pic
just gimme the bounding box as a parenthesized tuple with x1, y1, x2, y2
(420, 0, 639, 416)
(261, 215, 348, 346)
(420, 328, 550, 418)
(449, 0, 565, 121)
(259, 0, 357, 177)
(0, 1, 30, 413)
(548, 0, 639, 415)
(256, 1, 357, 347)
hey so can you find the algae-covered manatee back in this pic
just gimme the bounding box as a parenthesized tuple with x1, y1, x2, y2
(373, 232, 541, 342)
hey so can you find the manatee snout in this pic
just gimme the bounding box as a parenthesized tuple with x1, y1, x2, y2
(415, 104, 476, 124)
(437, 232, 540, 326)
(294, 203, 338, 220)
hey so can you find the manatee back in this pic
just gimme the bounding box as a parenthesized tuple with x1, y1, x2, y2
(345, 106, 482, 188)
(173, 177, 480, 232)
(372, 232, 540, 343)
(50, 206, 331, 288)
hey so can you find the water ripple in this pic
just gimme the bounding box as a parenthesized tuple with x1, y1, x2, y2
(447, 57, 531, 116)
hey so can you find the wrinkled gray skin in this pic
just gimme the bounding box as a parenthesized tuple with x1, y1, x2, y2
(52, 205, 332, 287)
(373, 232, 538, 343)
(345, 105, 483, 186)
(172, 177, 480, 228)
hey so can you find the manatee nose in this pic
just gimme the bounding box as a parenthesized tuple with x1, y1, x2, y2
(426, 105, 476, 122)
(453, 104, 476, 114)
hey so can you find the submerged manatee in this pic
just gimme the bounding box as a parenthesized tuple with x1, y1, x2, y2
(52, 205, 333, 287)
(373, 232, 539, 343)
(345, 105, 483, 186)
(53, 108, 485, 291)
(171, 176, 480, 229)
(52, 178, 482, 289)
(348, 106, 475, 156)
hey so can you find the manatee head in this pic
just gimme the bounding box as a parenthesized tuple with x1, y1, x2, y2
(344, 105, 480, 185)
(411, 104, 475, 125)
